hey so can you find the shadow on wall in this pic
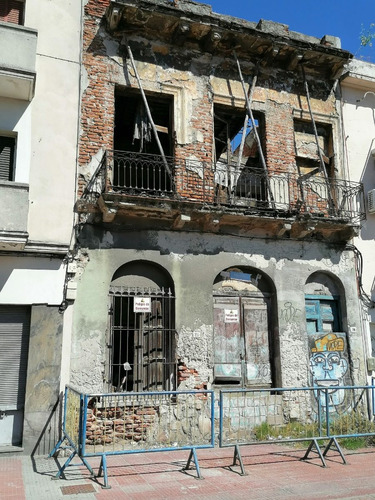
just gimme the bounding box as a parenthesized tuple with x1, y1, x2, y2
(358, 93, 375, 242)
(31, 393, 62, 458)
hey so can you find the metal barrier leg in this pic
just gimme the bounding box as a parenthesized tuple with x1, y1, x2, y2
(49, 437, 65, 457)
(183, 447, 203, 479)
(98, 454, 111, 489)
(232, 444, 246, 476)
(52, 450, 77, 480)
(323, 438, 347, 465)
(301, 439, 327, 468)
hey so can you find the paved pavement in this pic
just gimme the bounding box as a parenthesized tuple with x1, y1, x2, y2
(1, 444, 375, 499)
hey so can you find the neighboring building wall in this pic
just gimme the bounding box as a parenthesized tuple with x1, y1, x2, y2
(0, 0, 82, 453)
(26, 0, 81, 245)
(341, 60, 375, 375)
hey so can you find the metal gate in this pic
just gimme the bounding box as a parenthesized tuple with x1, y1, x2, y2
(0, 306, 30, 446)
(107, 287, 176, 392)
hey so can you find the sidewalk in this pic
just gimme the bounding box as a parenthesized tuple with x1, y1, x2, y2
(1, 444, 375, 499)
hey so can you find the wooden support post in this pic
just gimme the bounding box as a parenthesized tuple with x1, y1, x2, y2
(303, 73, 336, 215)
(233, 52, 276, 209)
(126, 44, 172, 178)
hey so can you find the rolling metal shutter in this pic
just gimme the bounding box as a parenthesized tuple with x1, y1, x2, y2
(0, 306, 31, 411)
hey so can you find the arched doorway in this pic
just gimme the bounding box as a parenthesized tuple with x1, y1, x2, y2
(107, 261, 175, 392)
(213, 267, 277, 387)
(305, 272, 352, 408)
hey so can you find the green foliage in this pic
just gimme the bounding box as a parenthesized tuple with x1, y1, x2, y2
(253, 412, 375, 451)
(360, 23, 375, 47)
(253, 420, 320, 444)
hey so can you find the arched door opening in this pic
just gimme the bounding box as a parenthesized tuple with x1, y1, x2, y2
(213, 267, 278, 387)
(107, 261, 175, 392)
(305, 272, 352, 408)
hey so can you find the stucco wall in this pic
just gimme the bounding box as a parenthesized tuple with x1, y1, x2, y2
(69, 228, 365, 393)
(341, 63, 375, 356)
(25, 0, 82, 245)
(0, 256, 65, 305)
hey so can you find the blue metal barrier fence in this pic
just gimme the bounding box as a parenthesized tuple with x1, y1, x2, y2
(219, 385, 375, 474)
(51, 387, 215, 488)
(51, 385, 375, 486)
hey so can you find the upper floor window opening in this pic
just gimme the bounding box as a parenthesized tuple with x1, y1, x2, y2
(0, 0, 25, 25)
(214, 104, 266, 206)
(294, 119, 334, 179)
(114, 88, 174, 157)
(0, 135, 16, 182)
(112, 89, 174, 193)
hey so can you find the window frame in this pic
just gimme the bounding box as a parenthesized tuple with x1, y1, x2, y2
(305, 294, 341, 334)
(0, 0, 25, 26)
(0, 135, 16, 182)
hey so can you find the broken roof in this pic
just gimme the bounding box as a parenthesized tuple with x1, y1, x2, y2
(106, 0, 352, 78)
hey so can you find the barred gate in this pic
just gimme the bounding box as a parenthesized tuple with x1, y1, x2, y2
(107, 286, 176, 393)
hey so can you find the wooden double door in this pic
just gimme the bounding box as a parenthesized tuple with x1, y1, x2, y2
(213, 295, 272, 386)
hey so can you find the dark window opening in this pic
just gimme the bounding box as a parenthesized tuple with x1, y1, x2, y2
(0, 0, 24, 25)
(108, 288, 176, 392)
(114, 90, 173, 155)
(113, 90, 174, 193)
(214, 105, 266, 206)
(294, 120, 334, 179)
(0, 136, 16, 181)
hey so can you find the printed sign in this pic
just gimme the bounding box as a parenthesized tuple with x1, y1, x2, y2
(225, 309, 239, 323)
(134, 297, 151, 313)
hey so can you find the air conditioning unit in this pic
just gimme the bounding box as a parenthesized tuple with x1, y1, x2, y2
(368, 189, 375, 214)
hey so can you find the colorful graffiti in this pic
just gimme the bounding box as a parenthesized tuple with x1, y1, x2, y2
(309, 333, 350, 409)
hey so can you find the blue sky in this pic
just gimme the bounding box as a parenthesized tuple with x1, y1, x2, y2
(208, 0, 374, 62)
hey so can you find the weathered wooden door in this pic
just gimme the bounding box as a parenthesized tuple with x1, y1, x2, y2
(214, 296, 271, 386)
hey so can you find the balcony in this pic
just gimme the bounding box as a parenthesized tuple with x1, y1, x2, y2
(0, 21, 37, 101)
(77, 151, 365, 241)
(0, 181, 29, 249)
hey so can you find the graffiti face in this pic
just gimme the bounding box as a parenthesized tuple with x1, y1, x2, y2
(309, 333, 349, 408)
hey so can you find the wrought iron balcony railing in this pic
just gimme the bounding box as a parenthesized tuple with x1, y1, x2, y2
(82, 150, 366, 224)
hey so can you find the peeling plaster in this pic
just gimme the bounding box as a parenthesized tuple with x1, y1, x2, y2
(80, 147, 104, 180)
(177, 324, 213, 384)
(71, 333, 104, 392)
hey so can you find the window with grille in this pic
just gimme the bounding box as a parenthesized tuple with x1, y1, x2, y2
(0, 0, 24, 25)
(0, 136, 16, 181)
(107, 287, 176, 392)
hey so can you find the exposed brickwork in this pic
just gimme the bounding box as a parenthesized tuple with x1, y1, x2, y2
(265, 100, 296, 174)
(85, 406, 157, 445)
(78, 1, 340, 220)
(178, 361, 208, 390)
(79, 0, 114, 187)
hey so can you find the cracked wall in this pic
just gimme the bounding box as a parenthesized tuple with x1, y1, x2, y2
(70, 228, 366, 392)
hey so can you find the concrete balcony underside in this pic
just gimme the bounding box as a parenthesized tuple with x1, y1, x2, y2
(0, 21, 37, 100)
(77, 193, 359, 243)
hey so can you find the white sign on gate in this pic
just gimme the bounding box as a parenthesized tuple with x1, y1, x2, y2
(225, 309, 239, 323)
(134, 297, 151, 313)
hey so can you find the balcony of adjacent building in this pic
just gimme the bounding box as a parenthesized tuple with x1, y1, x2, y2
(0, 136, 28, 250)
(76, 150, 365, 242)
(0, 18, 37, 101)
(0, 181, 28, 250)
